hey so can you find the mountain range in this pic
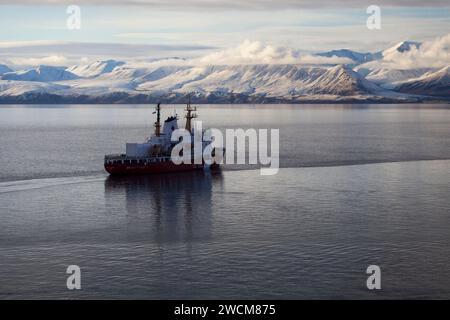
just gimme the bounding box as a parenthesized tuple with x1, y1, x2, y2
(0, 41, 448, 104)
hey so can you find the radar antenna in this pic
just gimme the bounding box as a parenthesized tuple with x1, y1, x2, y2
(153, 103, 161, 137)
(185, 94, 197, 133)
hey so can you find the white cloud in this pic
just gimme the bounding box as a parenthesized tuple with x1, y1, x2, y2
(0, 41, 214, 67)
(3, 35, 450, 70)
(191, 40, 354, 65)
(380, 33, 450, 69)
(8, 55, 70, 66)
(2, 40, 353, 68)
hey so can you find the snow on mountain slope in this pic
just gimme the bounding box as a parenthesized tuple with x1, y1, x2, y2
(58, 64, 174, 95)
(0, 80, 69, 96)
(170, 65, 327, 96)
(395, 65, 450, 97)
(316, 42, 419, 69)
(141, 65, 191, 82)
(304, 65, 385, 96)
(382, 41, 421, 57)
(363, 68, 431, 89)
(1, 63, 411, 101)
(0, 64, 13, 75)
(137, 66, 218, 93)
(51, 64, 329, 98)
(136, 64, 387, 98)
(353, 41, 431, 88)
(96, 64, 151, 80)
(1, 65, 78, 82)
(55, 77, 138, 95)
(67, 59, 125, 78)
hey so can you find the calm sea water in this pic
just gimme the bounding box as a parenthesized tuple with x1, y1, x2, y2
(0, 104, 450, 299)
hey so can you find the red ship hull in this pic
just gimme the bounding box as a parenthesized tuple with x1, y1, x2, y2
(105, 161, 214, 175)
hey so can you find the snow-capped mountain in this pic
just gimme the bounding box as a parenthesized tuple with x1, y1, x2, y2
(0, 63, 414, 103)
(318, 41, 420, 68)
(361, 68, 431, 89)
(67, 59, 125, 78)
(304, 65, 383, 95)
(134, 64, 389, 98)
(317, 49, 380, 64)
(136, 64, 377, 98)
(353, 41, 428, 88)
(0, 39, 447, 103)
(395, 66, 450, 97)
(381, 41, 421, 57)
(1, 65, 79, 82)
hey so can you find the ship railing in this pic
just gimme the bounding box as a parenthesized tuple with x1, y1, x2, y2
(104, 154, 126, 160)
(104, 154, 173, 165)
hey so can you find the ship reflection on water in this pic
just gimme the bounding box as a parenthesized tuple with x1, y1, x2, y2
(104, 170, 223, 244)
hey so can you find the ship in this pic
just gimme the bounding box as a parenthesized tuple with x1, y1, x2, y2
(104, 100, 222, 175)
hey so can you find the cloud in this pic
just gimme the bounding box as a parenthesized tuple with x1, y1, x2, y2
(191, 40, 354, 65)
(0, 0, 449, 9)
(0, 41, 215, 66)
(115, 35, 450, 68)
(3, 36, 450, 70)
(7, 55, 70, 66)
(379, 33, 450, 69)
(0, 41, 213, 55)
(0, 40, 353, 67)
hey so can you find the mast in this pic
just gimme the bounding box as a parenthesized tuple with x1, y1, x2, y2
(154, 103, 161, 137)
(185, 94, 197, 133)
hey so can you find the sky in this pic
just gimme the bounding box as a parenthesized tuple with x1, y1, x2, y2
(0, 0, 449, 66)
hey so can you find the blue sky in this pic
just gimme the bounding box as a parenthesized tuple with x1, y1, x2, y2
(0, 1, 449, 65)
